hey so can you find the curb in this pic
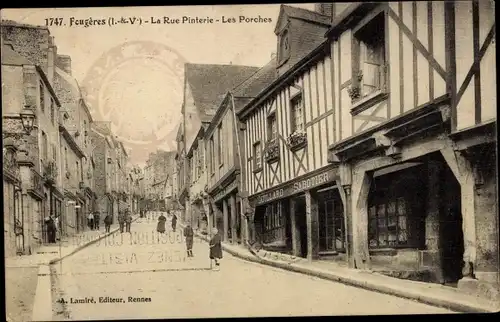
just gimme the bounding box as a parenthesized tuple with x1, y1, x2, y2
(187, 227, 498, 314)
(48, 216, 140, 265)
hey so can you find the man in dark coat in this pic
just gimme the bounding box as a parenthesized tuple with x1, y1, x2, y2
(118, 211, 125, 233)
(94, 211, 101, 230)
(45, 216, 56, 243)
(103, 213, 112, 233)
(125, 210, 132, 233)
(171, 213, 177, 232)
(183, 222, 194, 257)
(209, 228, 222, 269)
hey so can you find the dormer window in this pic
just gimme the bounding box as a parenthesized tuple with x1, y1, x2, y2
(278, 29, 290, 65)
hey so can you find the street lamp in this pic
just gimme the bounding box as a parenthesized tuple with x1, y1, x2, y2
(3, 109, 36, 140)
(20, 109, 36, 134)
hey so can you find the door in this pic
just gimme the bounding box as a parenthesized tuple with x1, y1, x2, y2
(440, 164, 464, 285)
(293, 195, 307, 258)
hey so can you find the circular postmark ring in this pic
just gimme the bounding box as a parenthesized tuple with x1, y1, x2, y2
(82, 41, 187, 158)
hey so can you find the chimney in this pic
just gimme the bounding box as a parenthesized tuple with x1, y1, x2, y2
(56, 54, 72, 75)
(315, 3, 334, 20)
(47, 36, 55, 83)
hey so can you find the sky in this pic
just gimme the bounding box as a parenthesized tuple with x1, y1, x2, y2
(1, 4, 316, 166)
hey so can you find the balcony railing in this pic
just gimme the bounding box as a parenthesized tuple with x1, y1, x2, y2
(264, 138, 280, 163)
(42, 160, 58, 185)
(28, 168, 44, 197)
(287, 131, 307, 152)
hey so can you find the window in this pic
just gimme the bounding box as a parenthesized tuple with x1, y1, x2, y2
(353, 13, 386, 100)
(278, 29, 290, 64)
(290, 94, 304, 132)
(50, 98, 55, 124)
(64, 147, 68, 169)
(368, 198, 408, 248)
(253, 142, 262, 170)
(41, 131, 48, 159)
(262, 201, 286, 244)
(198, 141, 204, 176)
(267, 113, 277, 141)
(76, 161, 79, 182)
(318, 190, 345, 252)
(84, 120, 87, 146)
(39, 81, 45, 112)
(209, 137, 215, 174)
(52, 144, 57, 162)
(217, 124, 223, 166)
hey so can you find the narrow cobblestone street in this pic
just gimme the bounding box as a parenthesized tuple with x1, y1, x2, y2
(51, 217, 453, 319)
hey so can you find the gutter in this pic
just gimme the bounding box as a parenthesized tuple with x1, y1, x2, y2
(59, 124, 85, 159)
(324, 2, 381, 39)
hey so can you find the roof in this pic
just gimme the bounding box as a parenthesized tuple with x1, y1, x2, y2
(184, 63, 260, 122)
(1, 44, 33, 66)
(274, 5, 331, 34)
(233, 58, 277, 99)
(1, 19, 48, 30)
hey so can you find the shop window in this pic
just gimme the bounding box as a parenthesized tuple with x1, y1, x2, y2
(369, 197, 408, 248)
(318, 190, 345, 252)
(262, 201, 286, 244)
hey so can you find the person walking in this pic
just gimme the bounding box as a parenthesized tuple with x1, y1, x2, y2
(104, 213, 112, 233)
(87, 212, 94, 231)
(94, 211, 101, 230)
(125, 210, 132, 233)
(45, 216, 56, 243)
(118, 211, 125, 233)
(184, 221, 194, 257)
(209, 227, 222, 270)
(157, 213, 166, 234)
(171, 212, 177, 232)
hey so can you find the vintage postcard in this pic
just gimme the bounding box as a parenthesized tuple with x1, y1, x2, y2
(2, 2, 498, 321)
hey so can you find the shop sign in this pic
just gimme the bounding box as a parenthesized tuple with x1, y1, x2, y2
(213, 180, 238, 202)
(253, 167, 338, 206)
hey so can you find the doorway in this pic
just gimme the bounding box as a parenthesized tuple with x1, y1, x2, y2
(293, 195, 308, 258)
(439, 162, 464, 285)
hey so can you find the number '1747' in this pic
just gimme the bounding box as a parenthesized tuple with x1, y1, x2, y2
(45, 18, 64, 26)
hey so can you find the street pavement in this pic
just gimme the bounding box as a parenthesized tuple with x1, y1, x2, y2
(51, 216, 454, 319)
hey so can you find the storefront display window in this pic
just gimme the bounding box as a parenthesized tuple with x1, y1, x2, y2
(318, 190, 345, 252)
(262, 201, 285, 244)
(369, 197, 408, 248)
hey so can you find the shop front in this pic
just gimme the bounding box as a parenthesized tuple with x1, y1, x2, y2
(249, 166, 343, 261)
(210, 177, 241, 244)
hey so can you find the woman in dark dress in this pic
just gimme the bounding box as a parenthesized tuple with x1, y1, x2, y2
(171, 213, 177, 232)
(209, 228, 223, 269)
(157, 213, 166, 234)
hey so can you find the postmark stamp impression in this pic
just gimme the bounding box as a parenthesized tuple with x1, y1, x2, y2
(81, 41, 187, 160)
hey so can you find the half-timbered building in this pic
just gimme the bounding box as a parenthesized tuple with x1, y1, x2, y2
(177, 63, 259, 227)
(206, 60, 276, 244)
(326, 1, 497, 298)
(238, 5, 344, 261)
